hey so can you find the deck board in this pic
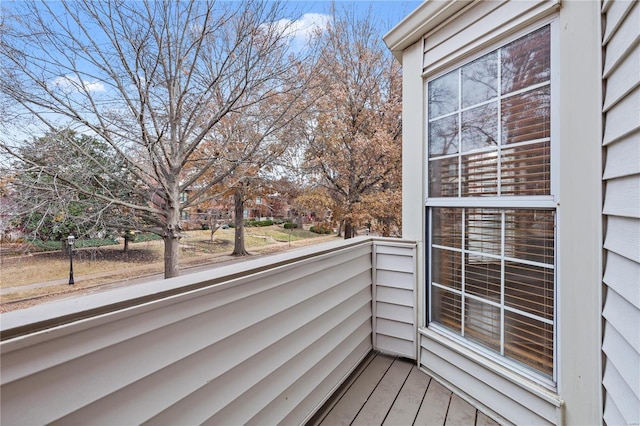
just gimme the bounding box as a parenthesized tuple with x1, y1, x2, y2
(352, 357, 413, 425)
(317, 353, 394, 426)
(383, 366, 432, 426)
(309, 352, 501, 426)
(414, 378, 452, 426)
(445, 394, 478, 426)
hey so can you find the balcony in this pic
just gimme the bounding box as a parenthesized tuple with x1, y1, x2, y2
(0, 237, 495, 425)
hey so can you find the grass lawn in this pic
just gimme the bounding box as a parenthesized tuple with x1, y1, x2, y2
(0, 225, 337, 309)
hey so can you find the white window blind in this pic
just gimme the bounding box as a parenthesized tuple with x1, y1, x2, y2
(427, 25, 555, 379)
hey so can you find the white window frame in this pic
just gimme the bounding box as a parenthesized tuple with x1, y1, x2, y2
(424, 19, 560, 388)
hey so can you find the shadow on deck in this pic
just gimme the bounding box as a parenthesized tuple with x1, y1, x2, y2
(309, 352, 500, 426)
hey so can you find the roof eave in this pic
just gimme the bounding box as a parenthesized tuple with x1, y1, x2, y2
(383, 0, 473, 63)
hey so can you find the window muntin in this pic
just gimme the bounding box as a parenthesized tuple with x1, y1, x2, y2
(427, 25, 555, 380)
(428, 25, 551, 199)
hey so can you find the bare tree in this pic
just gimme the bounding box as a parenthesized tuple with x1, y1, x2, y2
(0, 0, 315, 277)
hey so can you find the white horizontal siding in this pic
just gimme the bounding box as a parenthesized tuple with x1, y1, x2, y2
(603, 85, 640, 145)
(604, 215, 640, 263)
(602, 1, 640, 424)
(602, 0, 635, 42)
(602, 0, 640, 77)
(603, 42, 639, 111)
(602, 130, 640, 178)
(602, 321, 640, 401)
(603, 174, 640, 218)
(0, 239, 377, 425)
(373, 241, 417, 359)
(420, 329, 562, 425)
(603, 251, 640, 307)
(422, 0, 560, 76)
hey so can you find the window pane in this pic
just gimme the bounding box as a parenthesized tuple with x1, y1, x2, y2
(505, 210, 554, 264)
(461, 102, 498, 152)
(429, 157, 458, 197)
(504, 310, 553, 377)
(462, 51, 498, 108)
(465, 209, 501, 255)
(429, 115, 459, 157)
(432, 287, 462, 333)
(501, 86, 550, 145)
(504, 262, 554, 321)
(465, 298, 501, 352)
(465, 257, 501, 303)
(501, 25, 550, 94)
(432, 208, 462, 248)
(432, 247, 462, 290)
(501, 141, 550, 195)
(461, 150, 498, 196)
(428, 70, 458, 118)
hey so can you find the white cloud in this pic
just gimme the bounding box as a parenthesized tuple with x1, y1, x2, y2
(273, 13, 331, 42)
(52, 75, 106, 94)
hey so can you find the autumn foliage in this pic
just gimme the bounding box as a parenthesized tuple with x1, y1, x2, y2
(300, 5, 402, 238)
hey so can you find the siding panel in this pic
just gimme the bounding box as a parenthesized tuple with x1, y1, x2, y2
(602, 0, 640, 77)
(602, 1, 640, 424)
(602, 361, 640, 425)
(602, 130, 640, 177)
(602, 321, 640, 400)
(373, 241, 417, 360)
(0, 240, 378, 424)
(603, 85, 640, 145)
(419, 331, 562, 425)
(604, 216, 640, 263)
(603, 251, 640, 307)
(603, 42, 640, 111)
(603, 174, 640, 218)
(422, 0, 560, 76)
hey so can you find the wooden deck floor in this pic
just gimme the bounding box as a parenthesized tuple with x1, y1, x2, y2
(308, 352, 500, 426)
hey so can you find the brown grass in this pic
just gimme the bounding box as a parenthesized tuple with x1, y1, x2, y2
(0, 226, 337, 311)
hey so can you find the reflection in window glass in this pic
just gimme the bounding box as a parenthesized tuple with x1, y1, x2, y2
(501, 142, 550, 196)
(429, 115, 459, 157)
(428, 70, 458, 119)
(429, 157, 458, 197)
(504, 210, 554, 265)
(501, 87, 550, 145)
(462, 52, 498, 108)
(461, 151, 498, 196)
(432, 208, 462, 248)
(501, 26, 550, 94)
(461, 102, 498, 152)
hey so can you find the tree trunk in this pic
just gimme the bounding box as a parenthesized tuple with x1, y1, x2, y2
(163, 200, 181, 278)
(163, 229, 180, 278)
(344, 221, 356, 239)
(232, 189, 249, 256)
(123, 236, 130, 253)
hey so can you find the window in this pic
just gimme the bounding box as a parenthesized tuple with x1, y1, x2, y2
(427, 25, 555, 380)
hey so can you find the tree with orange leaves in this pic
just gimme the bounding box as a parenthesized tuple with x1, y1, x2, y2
(301, 5, 402, 238)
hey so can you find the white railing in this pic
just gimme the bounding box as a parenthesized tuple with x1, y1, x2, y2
(0, 237, 416, 425)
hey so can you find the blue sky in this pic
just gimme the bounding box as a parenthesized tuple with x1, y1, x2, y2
(285, 1, 422, 34)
